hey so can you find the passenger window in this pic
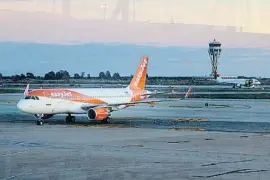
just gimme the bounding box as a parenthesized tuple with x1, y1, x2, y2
(31, 96, 35, 100)
(36, 96, 39, 100)
(25, 96, 31, 99)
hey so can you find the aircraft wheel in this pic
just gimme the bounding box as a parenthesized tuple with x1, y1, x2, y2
(36, 120, 44, 126)
(66, 116, 76, 123)
(65, 116, 71, 123)
(71, 116, 76, 123)
(102, 118, 110, 124)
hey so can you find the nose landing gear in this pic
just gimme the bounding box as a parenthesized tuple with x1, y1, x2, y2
(36, 120, 44, 126)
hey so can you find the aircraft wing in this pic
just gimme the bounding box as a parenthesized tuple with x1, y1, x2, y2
(81, 87, 192, 110)
(140, 91, 168, 96)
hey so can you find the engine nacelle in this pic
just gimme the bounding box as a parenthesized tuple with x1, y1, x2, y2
(34, 114, 54, 120)
(87, 108, 110, 121)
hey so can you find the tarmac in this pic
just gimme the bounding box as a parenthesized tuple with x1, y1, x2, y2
(1, 94, 270, 179)
(1, 124, 270, 180)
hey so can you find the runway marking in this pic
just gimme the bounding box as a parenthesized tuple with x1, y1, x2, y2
(121, 144, 144, 148)
(171, 118, 208, 122)
(202, 159, 255, 167)
(193, 169, 267, 178)
(169, 128, 205, 132)
(1, 150, 30, 157)
(167, 141, 190, 144)
(205, 138, 214, 141)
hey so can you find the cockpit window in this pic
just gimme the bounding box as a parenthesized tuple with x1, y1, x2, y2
(24, 96, 39, 100)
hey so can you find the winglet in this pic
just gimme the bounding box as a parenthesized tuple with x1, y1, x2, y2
(184, 86, 192, 98)
(24, 84, 30, 96)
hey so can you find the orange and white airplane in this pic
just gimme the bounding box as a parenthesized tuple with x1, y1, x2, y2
(17, 57, 192, 125)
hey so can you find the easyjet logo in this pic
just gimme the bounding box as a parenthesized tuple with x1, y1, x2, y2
(51, 92, 72, 98)
(134, 59, 147, 87)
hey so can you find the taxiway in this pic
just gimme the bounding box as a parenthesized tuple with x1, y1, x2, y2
(1, 94, 270, 179)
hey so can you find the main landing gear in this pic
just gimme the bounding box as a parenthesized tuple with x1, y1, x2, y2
(36, 115, 110, 125)
(36, 119, 44, 126)
(101, 117, 111, 124)
(66, 114, 76, 123)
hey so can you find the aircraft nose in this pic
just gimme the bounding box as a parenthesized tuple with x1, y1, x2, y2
(17, 100, 28, 112)
(17, 100, 23, 111)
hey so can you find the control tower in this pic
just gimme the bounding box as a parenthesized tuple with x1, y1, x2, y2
(208, 39, 222, 78)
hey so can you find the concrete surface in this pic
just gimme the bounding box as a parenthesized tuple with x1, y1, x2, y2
(0, 123, 270, 180)
(1, 94, 270, 179)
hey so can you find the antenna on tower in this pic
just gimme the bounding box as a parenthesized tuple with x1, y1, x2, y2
(208, 39, 222, 78)
(100, 0, 108, 20)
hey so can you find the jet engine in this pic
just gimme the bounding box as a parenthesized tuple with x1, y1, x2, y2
(34, 114, 54, 120)
(87, 108, 110, 121)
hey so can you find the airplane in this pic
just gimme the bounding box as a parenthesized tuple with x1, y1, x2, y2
(215, 72, 261, 89)
(17, 57, 192, 125)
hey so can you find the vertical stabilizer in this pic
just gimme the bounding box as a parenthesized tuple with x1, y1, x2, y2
(215, 72, 220, 79)
(128, 57, 148, 90)
(24, 84, 30, 96)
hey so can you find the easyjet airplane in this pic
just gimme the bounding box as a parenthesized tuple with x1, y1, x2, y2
(17, 57, 192, 125)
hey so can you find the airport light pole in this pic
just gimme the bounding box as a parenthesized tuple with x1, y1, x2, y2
(100, 1, 108, 20)
(208, 39, 222, 78)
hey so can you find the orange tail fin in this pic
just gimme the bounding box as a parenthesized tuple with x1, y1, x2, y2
(129, 57, 148, 90)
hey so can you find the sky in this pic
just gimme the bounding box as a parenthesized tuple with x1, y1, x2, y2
(0, 0, 270, 77)
(0, 0, 270, 34)
(1, 42, 270, 77)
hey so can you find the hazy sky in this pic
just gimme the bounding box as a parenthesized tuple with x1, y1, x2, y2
(1, 43, 270, 77)
(0, 0, 270, 34)
(0, 0, 269, 77)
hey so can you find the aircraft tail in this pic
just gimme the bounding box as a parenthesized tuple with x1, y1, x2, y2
(128, 57, 148, 90)
(24, 84, 30, 96)
(215, 72, 220, 79)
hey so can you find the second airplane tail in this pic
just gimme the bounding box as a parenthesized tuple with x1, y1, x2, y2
(215, 72, 221, 79)
(128, 57, 148, 90)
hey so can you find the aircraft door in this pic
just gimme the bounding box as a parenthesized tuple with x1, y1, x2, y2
(43, 92, 52, 106)
(42, 92, 54, 114)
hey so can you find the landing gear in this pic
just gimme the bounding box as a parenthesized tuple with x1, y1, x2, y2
(101, 117, 111, 124)
(36, 120, 44, 126)
(66, 115, 76, 123)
